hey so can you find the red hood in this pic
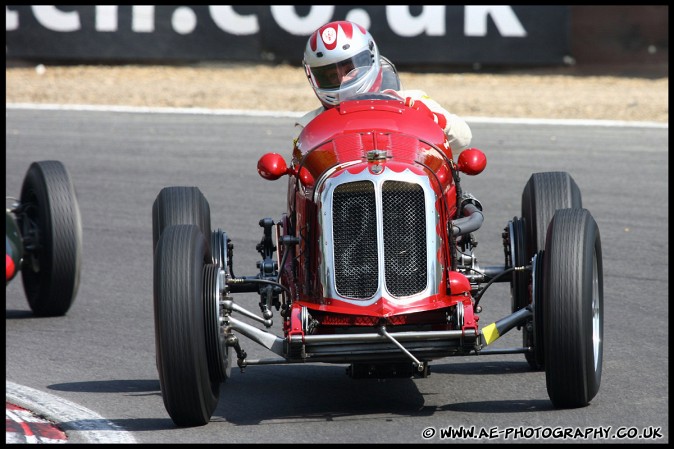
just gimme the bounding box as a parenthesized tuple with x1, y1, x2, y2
(293, 99, 451, 182)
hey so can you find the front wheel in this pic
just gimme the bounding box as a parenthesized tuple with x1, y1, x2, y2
(18, 160, 82, 317)
(521, 171, 582, 261)
(543, 208, 603, 408)
(152, 186, 211, 255)
(154, 224, 219, 426)
(520, 171, 582, 369)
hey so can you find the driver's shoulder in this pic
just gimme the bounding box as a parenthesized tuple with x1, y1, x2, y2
(398, 89, 431, 100)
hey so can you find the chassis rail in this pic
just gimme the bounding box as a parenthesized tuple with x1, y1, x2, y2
(227, 306, 533, 368)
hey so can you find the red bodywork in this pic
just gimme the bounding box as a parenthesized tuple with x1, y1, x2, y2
(275, 97, 478, 338)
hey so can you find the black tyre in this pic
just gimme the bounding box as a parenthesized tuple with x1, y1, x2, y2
(152, 186, 211, 255)
(154, 225, 219, 427)
(521, 171, 582, 261)
(543, 209, 603, 408)
(520, 171, 582, 368)
(152, 187, 212, 375)
(18, 161, 82, 317)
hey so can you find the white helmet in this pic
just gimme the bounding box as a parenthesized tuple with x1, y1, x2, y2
(303, 21, 383, 108)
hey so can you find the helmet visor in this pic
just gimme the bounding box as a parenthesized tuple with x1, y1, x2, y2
(310, 50, 372, 89)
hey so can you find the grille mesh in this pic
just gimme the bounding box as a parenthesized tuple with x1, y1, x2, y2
(382, 181, 427, 296)
(331, 180, 428, 299)
(333, 181, 379, 298)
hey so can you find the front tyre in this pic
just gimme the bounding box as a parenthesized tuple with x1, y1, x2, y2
(521, 171, 582, 369)
(154, 224, 219, 427)
(521, 171, 582, 261)
(543, 208, 603, 408)
(19, 161, 82, 317)
(152, 186, 211, 255)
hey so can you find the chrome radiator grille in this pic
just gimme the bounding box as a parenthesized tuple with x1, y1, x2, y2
(382, 181, 427, 296)
(332, 180, 427, 299)
(333, 181, 379, 298)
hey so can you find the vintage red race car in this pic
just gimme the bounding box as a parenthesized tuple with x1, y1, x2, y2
(152, 91, 603, 427)
(6, 160, 82, 316)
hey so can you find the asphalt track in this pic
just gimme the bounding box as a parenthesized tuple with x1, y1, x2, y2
(5, 104, 669, 444)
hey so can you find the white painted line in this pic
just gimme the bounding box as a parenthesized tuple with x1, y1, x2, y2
(5, 102, 667, 129)
(462, 115, 667, 129)
(6, 381, 137, 444)
(6, 102, 303, 118)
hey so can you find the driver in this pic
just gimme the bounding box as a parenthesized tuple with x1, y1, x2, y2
(297, 20, 473, 153)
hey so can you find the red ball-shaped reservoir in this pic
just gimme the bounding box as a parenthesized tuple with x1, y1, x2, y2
(257, 152, 288, 180)
(456, 148, 487, 176)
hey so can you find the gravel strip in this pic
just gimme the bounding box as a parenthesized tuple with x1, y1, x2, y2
(6, 63, 668, 123)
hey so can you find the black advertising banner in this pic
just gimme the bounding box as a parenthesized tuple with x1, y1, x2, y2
(6, 5, 570, 66)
